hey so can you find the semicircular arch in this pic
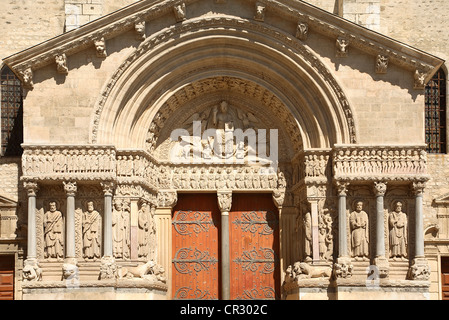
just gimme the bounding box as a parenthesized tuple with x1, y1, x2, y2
(92, 16, 357, 154)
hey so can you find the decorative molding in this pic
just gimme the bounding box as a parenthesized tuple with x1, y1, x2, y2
(3, 0, 442, 88)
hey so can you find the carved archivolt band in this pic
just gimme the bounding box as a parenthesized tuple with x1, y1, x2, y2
(92, 16, 357, 149)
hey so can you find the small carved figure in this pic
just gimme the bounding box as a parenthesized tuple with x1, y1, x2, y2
(336, 38, 349, 57)
(389, 201, 408, 260)
(350, 201, 369, 260)
(55, 53, 69, 74)
(118, 260, 166, 283)
(376, 55, 389, 74)
(44, 201, 64, 260)
(94, 37, 107, 58)
(173, 3, 186, 22)
(82, 201, 101, 260)
(22, 264, 43, 282)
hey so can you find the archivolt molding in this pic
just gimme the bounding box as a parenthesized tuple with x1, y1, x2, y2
(92, 15, 357, 149)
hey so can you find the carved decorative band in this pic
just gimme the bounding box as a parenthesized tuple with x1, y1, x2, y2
(333, 145, 428, 181)
(22, 145, 116, 180)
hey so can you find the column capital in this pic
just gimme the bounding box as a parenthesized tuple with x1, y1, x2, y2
(336, 181, 349, 196)
(100, 181, 115, 196)
(24, 181, 39, 197)
(412, 181, 426, 196)
(157, 190, 177, 208)
(63, 181, 77, 196)
(217, 190, 232, 212)
(373, 181, 387, 197)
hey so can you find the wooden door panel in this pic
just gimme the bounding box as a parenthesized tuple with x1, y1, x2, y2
(0, 256, 14, 300)
(230, 193, 280, 300)
(172, 194, 220, 300)
(442, 257, 449, 300)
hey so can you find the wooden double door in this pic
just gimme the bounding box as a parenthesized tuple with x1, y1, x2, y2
(172, 193, 280, 300)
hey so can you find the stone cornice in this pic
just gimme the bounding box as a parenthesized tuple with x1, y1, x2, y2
(2, 0, 444, 86)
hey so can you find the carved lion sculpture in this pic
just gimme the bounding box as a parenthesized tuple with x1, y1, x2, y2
(286, 262, 332, 281)
(118, 260, 166, 283)
(23, 264, 43, 282)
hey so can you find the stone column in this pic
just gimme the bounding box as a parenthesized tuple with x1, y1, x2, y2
(408, 182, 430, 280)
(100, 181, 116, 280)
(334, 181, 353, 279)
(63, 181, 77, 265)
(309, 199, 320, 264)
(217, 190, 232, 300)
(155, 190, 177, 298)
(24, 182, 39, 267)
(373, 181, 389, 278)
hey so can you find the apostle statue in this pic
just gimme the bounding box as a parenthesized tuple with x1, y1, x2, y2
(82, 201, 101, 260)
(112, 199, 130, 259)
(138, 201, 149, 259)
(303, 209, 312, 262)
(389, 201, 408, 260)
(350, 201, 369, 260)
(44, 201, 64, 260)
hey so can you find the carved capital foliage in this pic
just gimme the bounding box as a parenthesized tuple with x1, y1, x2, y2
(373, 181, 387, 197)
(24, 181, 39, 197)
(217, 191, 232, 212)
(336, 181, 349, 196)
(101, 181, 115, 196)
(63, 181, 77, 196)
(412, 181, 426, 196)
(157, 190, 177, 208)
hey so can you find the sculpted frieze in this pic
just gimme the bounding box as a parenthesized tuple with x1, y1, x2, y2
(333, 145, 428, 181)
(22, 146, 116, 180)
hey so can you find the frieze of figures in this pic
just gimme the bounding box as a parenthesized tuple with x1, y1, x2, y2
(22, 145, 116, 179)
(333, 145, 428, 180)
